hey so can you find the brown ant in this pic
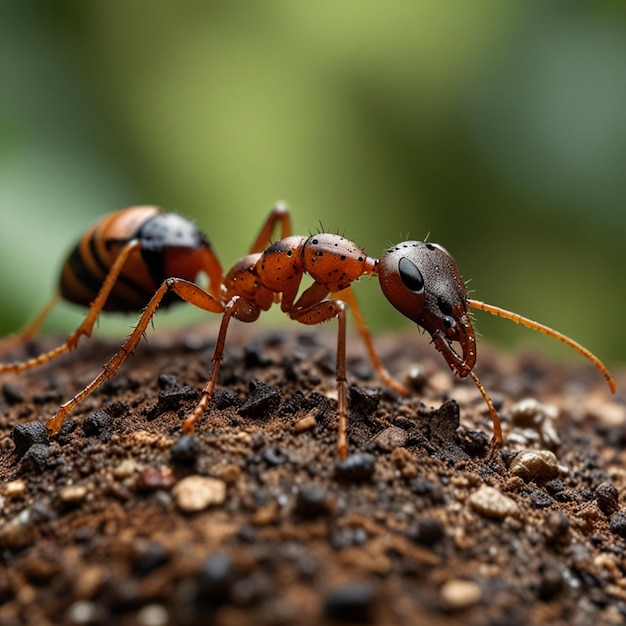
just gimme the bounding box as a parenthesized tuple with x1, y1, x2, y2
(0, 204, 615, 458)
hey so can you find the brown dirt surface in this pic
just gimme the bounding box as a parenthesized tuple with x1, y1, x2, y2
(0, 322, 625, 626)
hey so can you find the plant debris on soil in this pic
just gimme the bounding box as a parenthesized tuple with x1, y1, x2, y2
(0, 321, 625, 626)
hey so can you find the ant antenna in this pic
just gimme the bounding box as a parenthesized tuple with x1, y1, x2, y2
(468, 299, 616, 394)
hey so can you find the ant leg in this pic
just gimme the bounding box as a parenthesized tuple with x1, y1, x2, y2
(0, 240, 143, 373)
(290, 299, 349, 459)
(0, 293, 60, 354)
(45, 278, 224, 436)
(334, 287, 409, 395)
(182, 296, 260, 433)
(248, 202, 292, 253)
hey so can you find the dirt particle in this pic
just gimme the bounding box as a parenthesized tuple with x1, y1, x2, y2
(113, 459, 140, 479)
(2, 382, 25, 405)
(0, 509, 36, 549)
(238, 380, 281, 418)
(172, 475, 226, 513)
(21, 443, 57, 473)
(609, 511, 626, 539)
(349, 385, 381, 416)
(538, 560, 565, 600)
(4, 479, 26, 499)
(136, 604, 169, 626)
(12, 422, 48, 457)
(136, 466, 175, 490)
(295, 485, 334, 518)
(335, 453, 376, 482)
(196, 552, 234, 601)
(595, 482, 619, 516)
(509, 449, 559, 483)
(262, 446, 289, 467)
(408, 516, 447, 546)
(469, 485, 519, 519)
(64, 600, 105, 626)
(82, 409, 113, 441)
(545, 510, 571, 543)
(324, 581, 376, 622)
(170, 434, 201, 464)
(59, 484, 88, 504)
(368, 425, 408, 451)
(440, 579, 481, 611)
(294, 411, 317, 433)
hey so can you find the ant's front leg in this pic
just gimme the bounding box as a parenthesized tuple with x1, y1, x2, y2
(333, 287, 408, 396)
(289, 299, 350, 459)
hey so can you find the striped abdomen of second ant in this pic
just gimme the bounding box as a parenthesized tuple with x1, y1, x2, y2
(59, 206, 222, 312)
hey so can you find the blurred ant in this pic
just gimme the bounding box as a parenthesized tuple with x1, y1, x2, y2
(0, 204, 615, 458)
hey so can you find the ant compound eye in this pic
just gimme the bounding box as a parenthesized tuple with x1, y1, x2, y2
(398, 257, 424, 294)
(443, 316, 456, 330)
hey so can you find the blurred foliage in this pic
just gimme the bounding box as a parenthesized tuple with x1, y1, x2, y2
(0, 1, 624, 366)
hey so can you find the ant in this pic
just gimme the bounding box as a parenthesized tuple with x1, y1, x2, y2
(0, 204, 615, 458)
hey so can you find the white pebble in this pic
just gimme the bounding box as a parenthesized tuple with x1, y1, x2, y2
(440, 579, 481, 610)
(469, 485, 519, 519)
(172, 475, 226, 513)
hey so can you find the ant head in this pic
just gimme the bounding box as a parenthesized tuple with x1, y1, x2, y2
(378, 241, 476, 374)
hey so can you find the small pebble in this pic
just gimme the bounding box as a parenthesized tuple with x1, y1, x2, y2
(170, 435, 201, 463)
(136, 604, 169, 626)
(197, 552, 234, 599)
(12, 422, 48, 457)
(368, 426, 408, 451)
(82, 409, 113, 440)
(113, 459, 140, 479)
(132, 538, 170, 574)
(4, 479, 26, 500)
(262, 446, 289, 467)
(218, 463, 242, 485)
(595, 482, 619, 516)
(545, 510, 570, 543)
(155, 386, 199, 412)
(172, 475, 226, 513)
(408, 517, 446, 546)
(469, 485, 519, 519)
(21, 443, 56, 473)
(295, 485, 333, 518)
(137, 466, 175, 490)
(349, 386, 380, 416)
(59, 485, 88, 504)
(2, 383, 25, 405)
(238, 380, 281, 418)
(65, 600, 104, 625)
(609, 511, 626, 539)
(538, 560, 565, 600)
(324, 582, 376, 622)
(0, 509, 35, 549)
(509, 450, 559, 483)
(335, 453, 376, 482)
(294, 412, 317, 433)
(440, 579, 481, 611)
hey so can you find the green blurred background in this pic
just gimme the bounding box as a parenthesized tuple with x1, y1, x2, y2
(1, 1, 624, 366)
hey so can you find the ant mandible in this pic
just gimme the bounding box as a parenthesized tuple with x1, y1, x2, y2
(0, 204, 615, 458)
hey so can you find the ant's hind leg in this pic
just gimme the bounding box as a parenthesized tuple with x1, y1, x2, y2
(45, 278, 225, 436)
(0, 293, 60, 356)
(0, 241, 143, 374)
(181, 296, 259, 433)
